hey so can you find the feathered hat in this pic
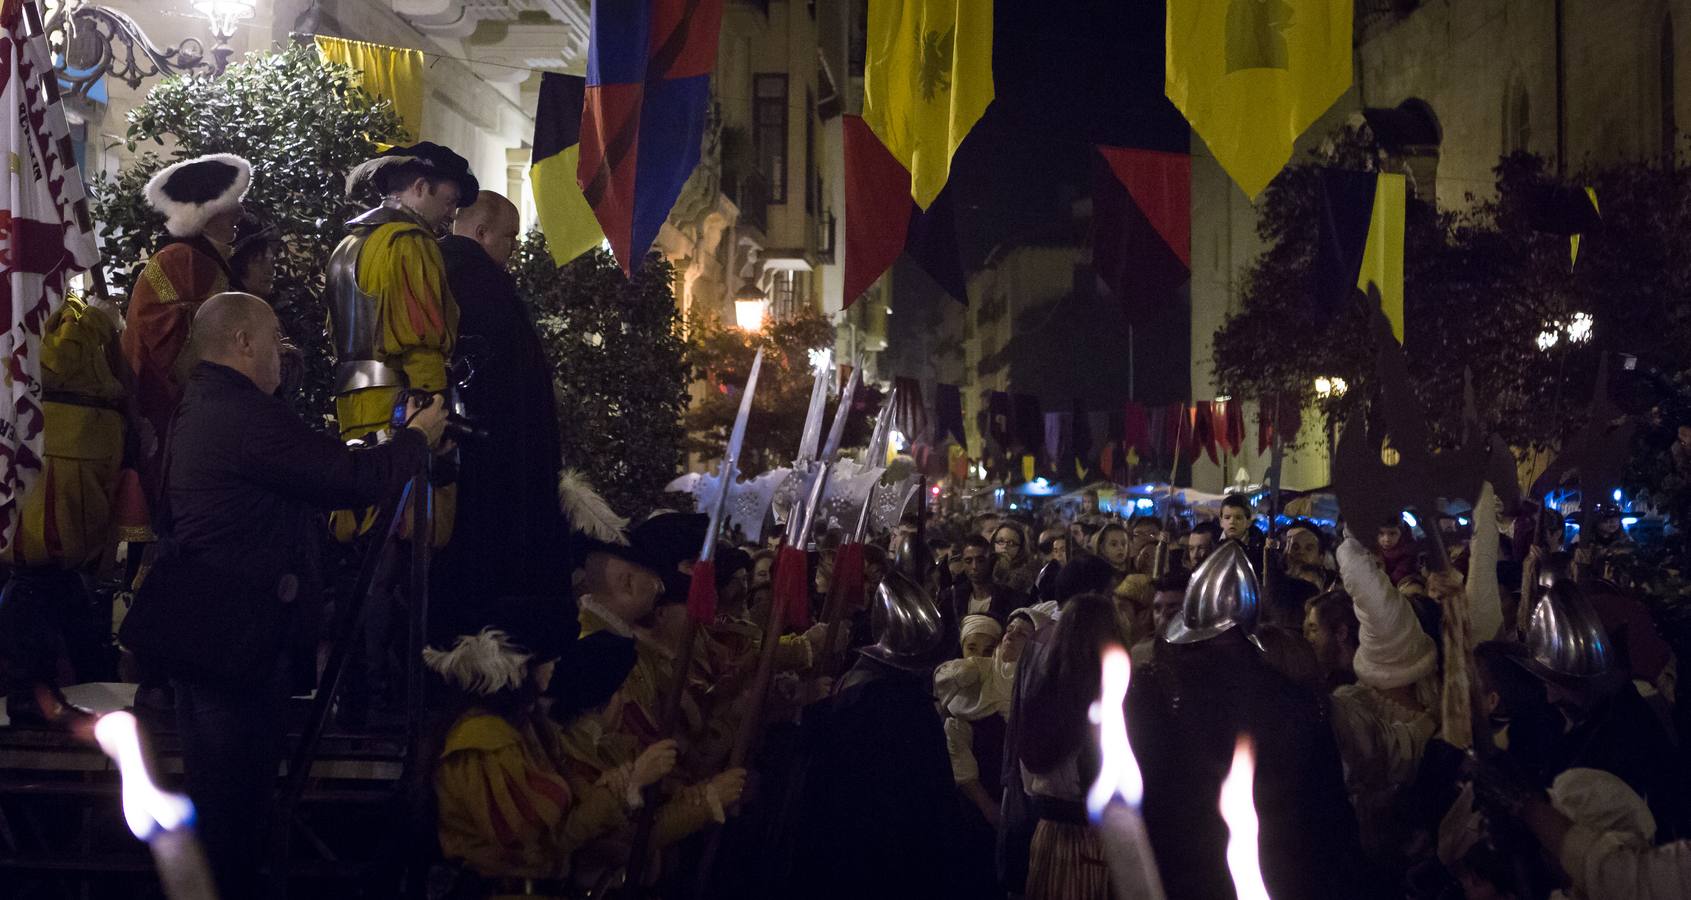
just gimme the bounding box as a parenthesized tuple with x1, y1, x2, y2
(547, 631, 639, 723)
(345, 141, 478, 206)
(423, 595, 576, 696)
(144, 154, 252, 238)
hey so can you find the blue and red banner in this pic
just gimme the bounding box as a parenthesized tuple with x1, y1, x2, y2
(578, 0, 724, 275)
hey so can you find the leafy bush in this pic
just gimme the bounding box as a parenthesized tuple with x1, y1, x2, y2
(509, 239, 691, 518)
(90, 44, 408, 421)
(683, 305, 878, 473)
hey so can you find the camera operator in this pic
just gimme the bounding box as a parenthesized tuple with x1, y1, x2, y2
(118, 292, 448, 897)
(432, 190, 568, 639)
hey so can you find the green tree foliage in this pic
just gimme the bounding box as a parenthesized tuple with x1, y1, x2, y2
(1209, 128, 1691, 455)
(90, 44, 407, 420)
(510, 240, 690, 519)
(684, 308, 880, 474)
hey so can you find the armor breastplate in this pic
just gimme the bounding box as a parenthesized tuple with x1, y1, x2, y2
(325, 200, 432, 394)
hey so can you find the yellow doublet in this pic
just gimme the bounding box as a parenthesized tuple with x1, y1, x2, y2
(435, 711, 624, 882)
(331, 219, 459, 543)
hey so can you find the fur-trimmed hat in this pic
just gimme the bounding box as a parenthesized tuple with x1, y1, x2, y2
(345, 141, 478, 206)
(144, 153, 252, 238)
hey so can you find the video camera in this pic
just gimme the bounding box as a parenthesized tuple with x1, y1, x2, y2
(390, 353, 488, 442)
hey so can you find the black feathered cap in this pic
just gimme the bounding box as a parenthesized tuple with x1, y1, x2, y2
(575, 512, 711, 606)
(346, 141, 479, 206)
(421, 595, 579, 696)
(547, 631, 638, 723)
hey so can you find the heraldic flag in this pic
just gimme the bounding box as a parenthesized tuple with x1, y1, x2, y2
(531, 73, 605, 266)
(1316, 169, 1406, 342)
(1092, 146, 1191, 317)
(862, 0, 994, 209)
(1166, 0, 1352, 200)
(1, 0, 101, 551)
(578, 0, 724, 274)
(843, 115, 968, 307)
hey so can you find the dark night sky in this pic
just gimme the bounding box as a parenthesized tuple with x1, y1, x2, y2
(944, 0, 1191, 270)
(881, 0, 1195, 409)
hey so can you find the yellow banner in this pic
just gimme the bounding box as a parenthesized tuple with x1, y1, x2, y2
(1166, 0, 1352, 199)
(862, 0, 994, 209)
(316, 36, 425, 141)
(1360, 173, 1406, 343)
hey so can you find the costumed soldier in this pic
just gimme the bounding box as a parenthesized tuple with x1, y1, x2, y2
(326, 142, 475, 723)
(784, 565, 968, 900)
(1129, 541, 1367, 900)
(559, 511, 749, 892)
(433, 190, 567, 636)
(327, 141, 477, 542)
(120, 153, 250, 500)
(0, 297, 129, 723)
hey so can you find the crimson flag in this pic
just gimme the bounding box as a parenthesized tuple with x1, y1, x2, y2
(843, 115, 968, 306)
(1093, 146, 1190, 317)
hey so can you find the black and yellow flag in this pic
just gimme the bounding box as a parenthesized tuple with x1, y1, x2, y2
(530, 73, 604, 266)
(1316, 169, 1405, 341)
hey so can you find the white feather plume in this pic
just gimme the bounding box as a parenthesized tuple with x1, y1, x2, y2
(421, 629, 529, 695)
(558, 468, 629, 545)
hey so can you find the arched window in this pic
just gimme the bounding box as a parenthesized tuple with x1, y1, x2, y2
(1663, 14, 1677, 163)
(1502, 79, 1531, 156)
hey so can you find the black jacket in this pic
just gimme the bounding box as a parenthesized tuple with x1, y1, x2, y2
(948, 580, 1022, 626)
(166, 362, 425, 583)
(153, 362, 425, 678)
(433, 236, 567, 633)
(1128, 631, 1370, 900)
(789, 657, 969, 900)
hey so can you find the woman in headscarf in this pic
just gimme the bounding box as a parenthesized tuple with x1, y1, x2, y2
(936, 614, 1013, 897)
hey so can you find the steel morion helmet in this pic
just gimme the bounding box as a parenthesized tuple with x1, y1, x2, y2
(859, 567, 945, 670)
(1162, 540, 1259, 644)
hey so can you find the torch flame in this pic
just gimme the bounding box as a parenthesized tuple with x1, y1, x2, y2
(1087, 645, 1144, 817)
(1219, 736, 1270, 900)
(92, 711, 195, 840)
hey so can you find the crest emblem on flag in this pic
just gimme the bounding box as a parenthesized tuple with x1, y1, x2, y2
(0, 0, 101, 551)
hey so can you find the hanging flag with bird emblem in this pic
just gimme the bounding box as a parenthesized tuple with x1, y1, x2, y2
(862, 0, 995, 209)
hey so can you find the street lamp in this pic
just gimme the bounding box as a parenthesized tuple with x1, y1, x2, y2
(48, 0, 251, 100)
(1314, 375, 1348, 484)
(1314, 376, 1348, 399)
(733, 284, 768, 332)
(190, 0, 253, 46)
(1536, 312, 1594, 353)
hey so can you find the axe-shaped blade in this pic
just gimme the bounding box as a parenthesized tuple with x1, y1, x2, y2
(819, 362, 863, 464)
(702, 348, 765, 562)
(1334, 288, 1489, 571)
(1529, 356, 1636, 530)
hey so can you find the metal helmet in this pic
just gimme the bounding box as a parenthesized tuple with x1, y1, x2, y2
(859, 567, 945, 670)
(1163, 540, 1259, 644)
(1522, 580, 1616, 685)
(889, 531, 922, 579)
